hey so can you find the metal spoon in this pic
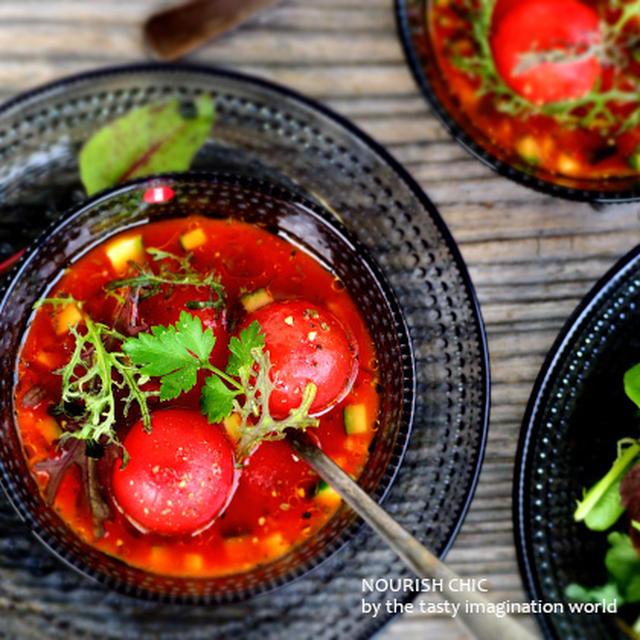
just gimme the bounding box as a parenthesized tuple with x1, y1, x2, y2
(289, 432, 539, 640)
(144, 0, 279, 61)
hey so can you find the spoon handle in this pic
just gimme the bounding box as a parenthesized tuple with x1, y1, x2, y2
(144, 0, 279, 61)
(290, 433, 539, 640)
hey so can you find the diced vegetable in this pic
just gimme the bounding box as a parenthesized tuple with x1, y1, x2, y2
(184, 553, 204, 573)
(262, 532, 287, 557)
(240, 287, 274, 313)
(628, 146, 640, 172)
(105, 234, 144, 272)
(37, 417, 62, 444)
(314, 480, 341, 507)
(223, 413, 241, 444)
(515, 136, 541, 165)
(35, 350, 57, 368)
(149, 545, 172, 567)
(54, 303, 83, 335)
(179, 227, 206, 251)
(557, 153, 581, 176)
(344, 403, 367, 435)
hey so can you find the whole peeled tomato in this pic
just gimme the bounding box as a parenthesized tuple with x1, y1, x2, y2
(491, 0, 526, 26)
(239, 300, 357, 418)
(241, 439, 316, 508)
(491, 0, 601, 105)
(112, 409, 235, 536)
(138, 284, 229, 368)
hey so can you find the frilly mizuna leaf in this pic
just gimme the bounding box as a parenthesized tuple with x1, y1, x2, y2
(79, 94, 215, 195)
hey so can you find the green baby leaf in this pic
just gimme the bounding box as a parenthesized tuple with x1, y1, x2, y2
(574, 442, 640, 530)
(605, 532, 640, 603)
(625, 362, 640, 409)
(79, 94, 215, 195)
(565, 581, 621, 606)
(566, 533, 640, 606)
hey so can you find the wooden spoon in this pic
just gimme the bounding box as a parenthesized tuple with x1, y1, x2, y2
(144, 0, 279, 61)
(289, 432, 539, 640)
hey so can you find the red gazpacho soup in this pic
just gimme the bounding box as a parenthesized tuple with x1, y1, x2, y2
(14, 215, 380, 577)
(426, 0, 640, 180)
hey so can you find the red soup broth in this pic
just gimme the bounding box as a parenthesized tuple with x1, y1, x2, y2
(14, 215, 380, 578)
(426, 0, 640, 181)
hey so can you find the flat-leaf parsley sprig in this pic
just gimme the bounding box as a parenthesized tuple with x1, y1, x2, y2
(35, 296, 157, 464)
(123, 311, 319, 462)
(105, 248, 225, 311)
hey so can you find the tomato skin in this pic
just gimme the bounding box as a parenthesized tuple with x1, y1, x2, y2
(138, 285, 229, 368)
(491, 0, 601, 105)
(492, 0, 526, 27)
(112, 409, 235, 536)
(240, 440, 316, 508)
(239, 300, 358, 418)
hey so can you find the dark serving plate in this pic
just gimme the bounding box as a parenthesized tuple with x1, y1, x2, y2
(0, 63, 489, 639)
(395, 0, 640, 204)
(515, 245, 640, 639)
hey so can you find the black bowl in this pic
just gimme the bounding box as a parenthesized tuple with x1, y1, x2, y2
(395, 0, 640, 203)
(515, 245, 640, 638)
(0, 172, 415, 603)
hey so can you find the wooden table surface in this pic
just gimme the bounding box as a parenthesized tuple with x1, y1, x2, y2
(1, 1, 639, 638)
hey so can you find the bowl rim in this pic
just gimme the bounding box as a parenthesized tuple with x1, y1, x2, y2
(0, 170, 419, 603)
(513, 243, 640, 639)
(394, 0, 640, 204)
(0, 59, 490, 564)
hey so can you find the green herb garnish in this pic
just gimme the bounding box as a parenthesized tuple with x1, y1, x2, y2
(123, 311, 319, 462)
(79, 94, 215, 195)
(35, 297, 157, 465)
(122, 311, 220, 401)
(105, 248, 225, 311)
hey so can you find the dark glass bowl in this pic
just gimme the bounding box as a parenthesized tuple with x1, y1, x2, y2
(514, 245, 640, 638)
(395, 0, 640, 203)
(0, 172, 415, 604)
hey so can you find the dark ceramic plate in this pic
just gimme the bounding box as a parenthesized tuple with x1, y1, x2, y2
(515, 245, 640, 639)
(395, 0, 640, 203)
(0, 63, 489, 640)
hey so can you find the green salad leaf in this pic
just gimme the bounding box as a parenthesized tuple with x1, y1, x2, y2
(574, 441, 640, 531)
(625, 363, 640, 409)
(79, 94, 215, 195)
(567, 532, 640, 606)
